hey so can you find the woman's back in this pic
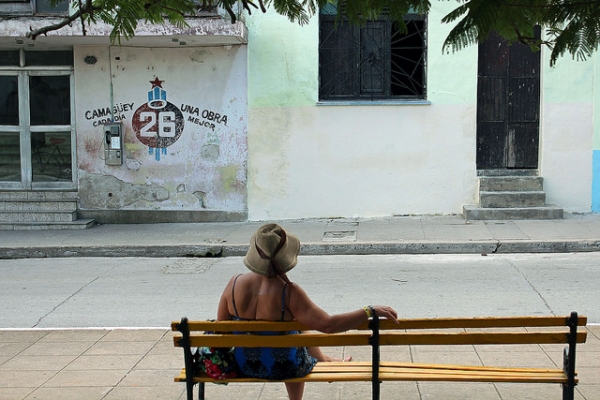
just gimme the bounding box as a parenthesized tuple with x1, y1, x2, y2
(227, 273, 294, 322)
(222, 272, 317, 381)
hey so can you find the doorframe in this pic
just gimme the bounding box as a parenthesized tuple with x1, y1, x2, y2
(0, 61, 76, 191)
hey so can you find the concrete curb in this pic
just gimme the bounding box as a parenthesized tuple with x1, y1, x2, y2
(3, 240, 600, 259)
(0, 245, 225, 259)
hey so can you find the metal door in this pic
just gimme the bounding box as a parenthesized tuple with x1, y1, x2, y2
(476, 29, 541, 169)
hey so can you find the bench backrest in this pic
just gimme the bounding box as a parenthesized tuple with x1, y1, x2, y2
(172, 313, 587, 348)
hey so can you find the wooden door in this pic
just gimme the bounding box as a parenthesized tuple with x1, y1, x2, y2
(476, 29, 541, 169)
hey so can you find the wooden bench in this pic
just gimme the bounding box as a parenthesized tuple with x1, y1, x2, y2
(172, 312, 587, 400)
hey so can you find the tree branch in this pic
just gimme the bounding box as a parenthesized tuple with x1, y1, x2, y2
(26, 0, 99, 40)
(79, 0, 87, 37)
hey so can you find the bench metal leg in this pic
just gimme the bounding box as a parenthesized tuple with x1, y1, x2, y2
(186, 381, 194, 400)
(562, 311, 579, 400)
(176, 318, 197, 400)
(369, 316, 381, 400)
(563, 345, 575, 400)
(198, 382, 205, 400)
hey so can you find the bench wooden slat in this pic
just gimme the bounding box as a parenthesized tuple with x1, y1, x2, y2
(175, 362, 574, 384)
(379, 331, 587, 346)
(311, 368, 570, 381)
(177, 372, 570, 384)
(315, 361, 566, 374)
(170, 315, 587, 333)
(377, 371, 570, 383)
(385, 315, 587, 329)
(181, 332, 372, 348)
(177, 361, 571, 376)
(174, 330, 586, 348)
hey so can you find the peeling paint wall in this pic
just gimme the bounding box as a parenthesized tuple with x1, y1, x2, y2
(74, 45, 248, 213)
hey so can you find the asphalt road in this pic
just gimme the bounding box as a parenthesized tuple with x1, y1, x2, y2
(1, 253, 599, 329)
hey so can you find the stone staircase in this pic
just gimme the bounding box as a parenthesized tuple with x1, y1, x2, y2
(0, 191, 95, 230)
(463, 174, 563, 220)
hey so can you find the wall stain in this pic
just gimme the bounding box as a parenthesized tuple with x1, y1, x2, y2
(193, 191, 207, 208)
(190, 50, 209, 63)
(79, 172, 169, 209)
(218, 164, 240, 193)
(125, 159, 141, 171)
(201, 143, 220, 161)
(83, 137, 98, 155)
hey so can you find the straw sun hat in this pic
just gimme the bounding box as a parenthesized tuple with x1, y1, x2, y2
(243, 224, 300, 277)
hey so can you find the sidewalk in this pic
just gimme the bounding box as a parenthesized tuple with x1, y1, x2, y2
(2, 213, 600, 259)
(2, 214, 600, 399)
(1, 326, 598, 400)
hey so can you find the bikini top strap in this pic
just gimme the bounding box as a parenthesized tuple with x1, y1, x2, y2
(231, 274, 243, 319)
(281, 282, 289, 321)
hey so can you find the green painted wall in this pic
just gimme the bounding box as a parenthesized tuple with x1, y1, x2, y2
(246, 3, 478, 109)
(246, 10, 318, 108)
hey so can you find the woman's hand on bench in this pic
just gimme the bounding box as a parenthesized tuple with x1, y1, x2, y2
(370, 305, 399, 323)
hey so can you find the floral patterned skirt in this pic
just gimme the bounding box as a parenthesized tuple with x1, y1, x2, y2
(233, 332, 317, 380)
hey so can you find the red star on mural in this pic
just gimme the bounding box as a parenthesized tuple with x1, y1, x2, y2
(150, 77, 164, 88)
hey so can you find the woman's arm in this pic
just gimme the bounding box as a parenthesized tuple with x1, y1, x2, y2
(287, 283, 398, 333)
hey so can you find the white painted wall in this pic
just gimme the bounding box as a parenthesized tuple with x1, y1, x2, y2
(540, 51, 595, 213)
(249, 103, 477, 219)
(246, 5, 479, 220)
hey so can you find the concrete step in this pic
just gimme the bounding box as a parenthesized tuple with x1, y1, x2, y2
(0, 219, 95, 230)
(0, 191, 79, 201)
(479, 191, 546, 208)
(0, 191, 94, 229)
(477, 169, 538, 177)
(479, 176, 543, 192)
(463, 205, 564, 221)
(0, 201, 77, 212)
(0, 211, 77, 223)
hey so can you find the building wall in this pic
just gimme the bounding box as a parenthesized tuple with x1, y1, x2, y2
(3, 4, 597, 221)
(592, 55, 600, 212)
(73, 45, 248, 216)
(541, 51, 595, 213)
(245, 5, 597, 220)
(246, 5, 477, 220)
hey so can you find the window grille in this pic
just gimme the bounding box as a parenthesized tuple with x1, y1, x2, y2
(319, 10, 427, 101)
(0, 0, 68, 14)
(35, 0, 68, 13)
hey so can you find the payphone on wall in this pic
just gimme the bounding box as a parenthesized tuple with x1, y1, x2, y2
(103, 123, 123, 165)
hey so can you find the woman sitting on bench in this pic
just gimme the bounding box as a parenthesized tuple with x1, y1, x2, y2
(217, 223, 398, 400)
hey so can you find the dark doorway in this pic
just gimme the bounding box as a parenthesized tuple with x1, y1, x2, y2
(476, 28, 541, 169)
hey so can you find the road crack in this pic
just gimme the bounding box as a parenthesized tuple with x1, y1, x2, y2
(508, 261, 554, 315)
(31, 276, 100, 328)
